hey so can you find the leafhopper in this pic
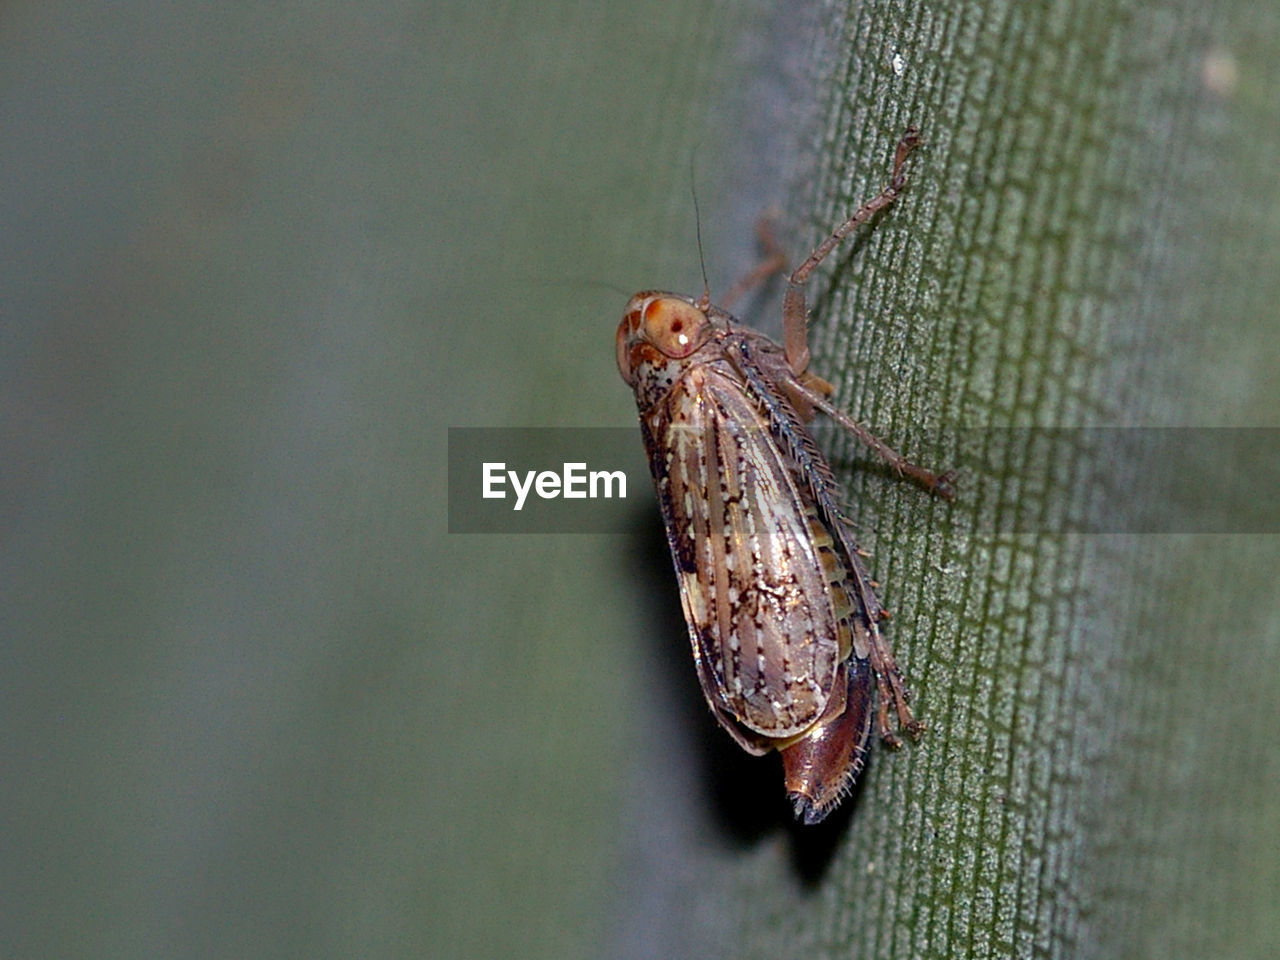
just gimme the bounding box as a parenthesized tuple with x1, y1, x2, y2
(617, 131, 952, 824)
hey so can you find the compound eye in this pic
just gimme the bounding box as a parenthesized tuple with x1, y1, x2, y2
(642, 297, 708, 358)
(615, 316, 635, 384)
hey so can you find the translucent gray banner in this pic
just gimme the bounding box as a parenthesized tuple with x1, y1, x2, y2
(447, 427, 1280, 534)
(955, 427, 1279, 534)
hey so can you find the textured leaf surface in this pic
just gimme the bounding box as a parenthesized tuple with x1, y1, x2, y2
(4, 2, 1276, 959)
(688, 2, 1280, 958)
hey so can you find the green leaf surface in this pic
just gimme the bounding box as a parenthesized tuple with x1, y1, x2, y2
(3, 2, 1276, 959)
(693, 2, 1280, 959)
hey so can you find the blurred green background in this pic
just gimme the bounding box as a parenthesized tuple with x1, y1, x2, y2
(3, 2, 1277, 959)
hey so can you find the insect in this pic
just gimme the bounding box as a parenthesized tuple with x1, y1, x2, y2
(616, 130, 953, 824)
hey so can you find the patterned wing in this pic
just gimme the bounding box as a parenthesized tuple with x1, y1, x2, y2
(644, 364, 861, 749)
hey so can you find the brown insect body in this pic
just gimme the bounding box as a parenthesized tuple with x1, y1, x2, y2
(617, 132, 949, 824)
(618, 292, 884, 822)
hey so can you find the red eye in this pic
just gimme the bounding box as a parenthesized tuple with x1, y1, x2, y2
(642, 297, 707, 358)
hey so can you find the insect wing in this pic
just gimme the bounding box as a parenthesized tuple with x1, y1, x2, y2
(644, 364, 858, 751)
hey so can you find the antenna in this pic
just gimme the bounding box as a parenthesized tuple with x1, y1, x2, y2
(690, 155, 711, 310)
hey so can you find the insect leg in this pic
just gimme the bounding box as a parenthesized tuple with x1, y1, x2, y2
(793, 379, 956, 499)
(864, 620, 926, 745)
(719, 216, 788, 311)
(782, 129, 921, 377)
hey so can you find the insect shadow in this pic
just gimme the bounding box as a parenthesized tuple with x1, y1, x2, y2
(624, 504, 866, 884)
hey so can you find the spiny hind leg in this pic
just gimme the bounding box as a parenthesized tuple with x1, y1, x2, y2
(864, 619, 925, 746)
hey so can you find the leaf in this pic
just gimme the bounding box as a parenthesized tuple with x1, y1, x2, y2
(699, 2, 1280, 958)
